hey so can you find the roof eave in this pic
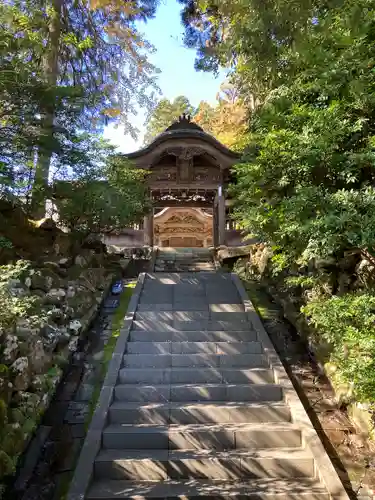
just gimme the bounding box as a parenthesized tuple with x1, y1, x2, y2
(125, 130, 241, 160)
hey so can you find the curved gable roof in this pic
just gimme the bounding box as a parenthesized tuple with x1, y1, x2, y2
(126, 115, 240, 160)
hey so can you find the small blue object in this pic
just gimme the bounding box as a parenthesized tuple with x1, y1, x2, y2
(111, 281, 123, 295)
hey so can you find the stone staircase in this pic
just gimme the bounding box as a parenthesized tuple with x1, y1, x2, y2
(70, 271, 348, 500)
(154, 248, 216, 272)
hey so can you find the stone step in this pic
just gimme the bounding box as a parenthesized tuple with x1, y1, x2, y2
(114, 383, 284, 403)
(173, 260, 207, 264)
(172, 302, 211, 310)
(108, 401, 291, 425)
(118, 367, 274, 385)
(134, 311, 250, 322)
(159, 260, 214, 265)
(136, 303, 175, 312)
(94, 448, 315, 480)
(155, 264, 214, 268)
(173, 285, 206, 295)
(209, 304, 245, 312)
(86, 478, 330, 499)
(70, 270, 347, 500)
(155, 266, 216, 273)
(102, 423, 302, 450)
(131, 320, 252, 332)
(138, 296, 173, 305)
(126, 341, 263, 355)
(205, 290, 240, 297)
(129, 330, 258, 343)
(186, 320, 251, 331)
(122, 353, 269, 369)
(135, 312, 209, 321)
(140, 287, 174, 294)
(131, 321, 176, 331)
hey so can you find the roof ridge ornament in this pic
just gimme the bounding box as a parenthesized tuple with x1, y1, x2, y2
(179, 113, 191, 123)
(165, 114, 204, 133)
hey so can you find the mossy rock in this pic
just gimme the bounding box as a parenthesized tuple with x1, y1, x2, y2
(79, 304, 100, 332)
(0, 374, 12, 405)
(40, 261, 63, 274)
(1, 423, 24, 456)
(313, 342, 333, 365)
(52, 233, 73, 256)
(0, 400, 7, 427)
(9, 407, 25, 426)
(66, 293, 96, 316)
(30, 269, 62, 292)
(0, 450, 14, 478)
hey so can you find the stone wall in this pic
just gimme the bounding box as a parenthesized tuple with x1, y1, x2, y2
(103, 229, 245, 249)
(102, 230, 145, 248)
(0, 250, 126, 494)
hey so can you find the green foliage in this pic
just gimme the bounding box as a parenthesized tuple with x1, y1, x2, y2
(0, 0, 160, 211)
(0, 400, 7, 427)
(0, 261, 37, 330)
(303, 293, 375, 403)
(182, 0, 375, 266)
(86, 281, 135, 427)
(53, 150, 150, 235)
(194, 83, 247, 148)
(0, 390, 48, 482)
(143, 95, 195, 144)
(0, 238, 13, 250)
(143, 84, 247, 148)
(179, 0, 322, 96)
(0, 0, 47, 198)
(180, 0, 375, 411)
(285, 275, 320, 289)
(0, 450, 14, 478)
(0, 295, 35, 330)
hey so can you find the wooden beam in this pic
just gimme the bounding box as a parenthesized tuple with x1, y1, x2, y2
(153, 201, 214, 208)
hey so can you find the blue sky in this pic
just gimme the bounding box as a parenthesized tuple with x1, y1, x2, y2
(103, 0, 225, 153)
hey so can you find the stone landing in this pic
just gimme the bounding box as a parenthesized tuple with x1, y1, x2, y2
(68, 272, 349, 499)
(154, 248, 216, 272)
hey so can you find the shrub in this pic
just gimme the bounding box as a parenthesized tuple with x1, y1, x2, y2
(0, 237, 13, 250)
(303, 292, 375, 403)
(53, 156, 150, 236)
(0, 261, 37, 330)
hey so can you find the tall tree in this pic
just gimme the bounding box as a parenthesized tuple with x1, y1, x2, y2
(0, 0, 161, 216)
(143, 95, 195, 144)
(193, 100, 216, 134)
(194, 83, 247, 149)
(0, 0, 47, 199)
(143, 85, 246, 149)
(180, 0, 375, 264)
(51, 141, 150, 236)
(31, 0, 62, 215)
(178, 0, 325, 103)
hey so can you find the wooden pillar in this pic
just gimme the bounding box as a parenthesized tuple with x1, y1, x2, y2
(213, 203, 219, 247)
(218, 185, 226, 246)
(143, 210, 154, 246)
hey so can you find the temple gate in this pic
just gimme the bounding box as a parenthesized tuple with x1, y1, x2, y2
(125, 115, 240, 247)
(153, 207, 213, 247)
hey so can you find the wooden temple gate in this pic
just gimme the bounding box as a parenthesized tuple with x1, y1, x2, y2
(126, 115, 240, 248)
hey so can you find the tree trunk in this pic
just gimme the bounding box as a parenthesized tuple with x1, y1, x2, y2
(31, 0, 62, 218)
